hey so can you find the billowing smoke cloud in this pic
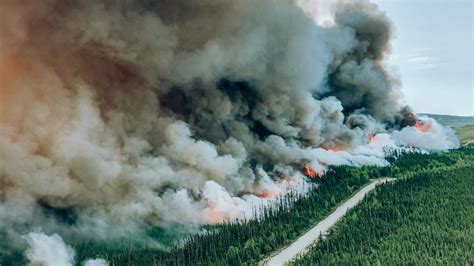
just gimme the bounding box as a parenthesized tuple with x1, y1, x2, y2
(392, 116, 459, 151)
(0, 0, 458, 252)
(24, 231, 108, 266)
(24, 232, 75, 266)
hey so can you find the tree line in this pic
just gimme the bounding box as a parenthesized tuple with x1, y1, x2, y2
(292, 146, 474, 265)
(3, 146, 471, 265)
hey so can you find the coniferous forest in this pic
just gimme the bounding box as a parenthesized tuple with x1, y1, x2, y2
(73, 166, 370, 265)
(72, 145, 473, 265)
(1, 146, 472, 265)
(293, 146, 474, 265)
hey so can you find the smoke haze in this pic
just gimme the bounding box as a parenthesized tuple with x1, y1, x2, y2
(24, 231, 108, 266)
(0, 0, 459, 253)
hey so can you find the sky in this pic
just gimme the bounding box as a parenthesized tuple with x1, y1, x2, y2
(372, 0, 473, 116)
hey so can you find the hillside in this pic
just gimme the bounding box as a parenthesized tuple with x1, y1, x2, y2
(418, 113, 474, 127)
(455, 124, 474, 145)
(419, 113, 474, 144)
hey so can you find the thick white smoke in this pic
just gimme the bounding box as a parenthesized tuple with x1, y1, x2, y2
(0, 0, 459, 252)
(24, 232, 75, 266)
(84, 259, 108, 266)
(24, 232, 108, 266)
(392, 116, 460, 151)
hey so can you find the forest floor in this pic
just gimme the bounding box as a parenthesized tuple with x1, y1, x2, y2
(262, 178, 394, 266)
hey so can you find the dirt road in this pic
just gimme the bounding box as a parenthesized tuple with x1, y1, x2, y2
(264, 178, 394, 266)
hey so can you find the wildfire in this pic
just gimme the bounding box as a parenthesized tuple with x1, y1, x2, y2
(206, 204, 230, 224)
(368, 135, 375, 143)
(414, 121, 423, 132)
(303, 164, 316, 178)
(257, 191, 280, 199)
(327, 147, 342, 153)
(257, 192, 273, 199)
(207, 204, 218, 224)
(413, 120, 431, 133)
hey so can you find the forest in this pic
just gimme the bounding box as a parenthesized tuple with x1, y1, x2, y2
(292, 145, 474, 265)
(1, 146, 471, 265)
(73, 165, 370, 265)
(71, 145, 473, 265)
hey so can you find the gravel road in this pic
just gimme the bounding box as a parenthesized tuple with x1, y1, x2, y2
(264, 178, 394, 266)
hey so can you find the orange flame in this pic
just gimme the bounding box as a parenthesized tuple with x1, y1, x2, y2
(327, 146, 342, 152)
(303, 164, 316, 178)
(414, 121, 424, 132)
(257, 192, 273, 199)
(368, 135, 375, 143)
(206, 204, 230, 224)
(207, 204, 218, 224)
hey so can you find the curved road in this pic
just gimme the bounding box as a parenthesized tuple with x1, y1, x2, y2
(264, 178, 394, 266)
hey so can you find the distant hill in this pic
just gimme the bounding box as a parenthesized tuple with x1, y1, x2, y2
(417, 113, 474, 145)
(455, 125, 474, 145)
(417, 113, 474, 128)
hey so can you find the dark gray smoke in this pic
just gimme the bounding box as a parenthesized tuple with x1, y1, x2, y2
(0, 0, 458, 252)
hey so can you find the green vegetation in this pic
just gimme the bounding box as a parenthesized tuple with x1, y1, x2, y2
(2, 145, 471, 265)
(292, 145, 474, 265)
(455, 124, 474, 145)
(73, 167, 370, 265)
(73, 147, 472, 265)
(419, 113, 474, 127)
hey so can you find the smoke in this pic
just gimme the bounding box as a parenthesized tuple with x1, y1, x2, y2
(0, 0, 459, 253)
(24, 232, 108, 266)
(24, 232, 75, 266)
(84, 259, 108, 266)
(392, 116, 460, 151)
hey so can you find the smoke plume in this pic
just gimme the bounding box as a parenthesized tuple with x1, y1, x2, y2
(24, 232, 75, 266)
(0, 0, 458, 252)
(24, 231, 108, 266)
